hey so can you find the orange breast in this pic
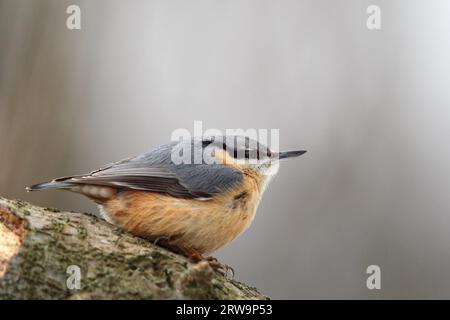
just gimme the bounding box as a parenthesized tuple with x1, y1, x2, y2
(100, 174, 264, 254)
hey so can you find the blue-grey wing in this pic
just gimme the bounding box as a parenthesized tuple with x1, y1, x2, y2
(60, 141, 243, 198)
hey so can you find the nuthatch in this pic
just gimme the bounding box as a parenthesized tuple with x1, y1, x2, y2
(27, 136, 306, 271)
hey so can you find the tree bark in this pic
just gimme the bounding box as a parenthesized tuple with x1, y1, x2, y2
(0, 197, 267, 300)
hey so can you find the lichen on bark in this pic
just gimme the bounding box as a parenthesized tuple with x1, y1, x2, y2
(0, 197, 267, 300)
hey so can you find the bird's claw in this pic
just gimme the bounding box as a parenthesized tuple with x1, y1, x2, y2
(188, 252, 234, 279)
(204, 257, 235, 279)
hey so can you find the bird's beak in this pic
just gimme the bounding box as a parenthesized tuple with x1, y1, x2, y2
(276, 150, 307, 160)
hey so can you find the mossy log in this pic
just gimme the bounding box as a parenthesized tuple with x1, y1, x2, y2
(0, 197, 267, 300)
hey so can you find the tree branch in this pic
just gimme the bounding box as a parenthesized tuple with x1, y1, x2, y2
(0, 197, 267, 300)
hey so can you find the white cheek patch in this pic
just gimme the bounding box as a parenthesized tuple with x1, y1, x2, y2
(263, 162, 280, 177)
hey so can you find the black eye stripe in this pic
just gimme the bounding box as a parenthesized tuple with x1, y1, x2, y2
(211, 137, 270, 160)
(202, 140, 213, 148)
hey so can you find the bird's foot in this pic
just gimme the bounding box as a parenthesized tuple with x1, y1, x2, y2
(188, 252, 234, 279)
(152, 241, 235, 279)
(205, 257, 235, 279)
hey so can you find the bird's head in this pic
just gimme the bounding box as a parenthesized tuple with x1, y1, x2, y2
(200, 135, 306, 178)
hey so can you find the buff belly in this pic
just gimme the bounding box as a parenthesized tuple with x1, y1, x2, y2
(99, 188, 261, 254)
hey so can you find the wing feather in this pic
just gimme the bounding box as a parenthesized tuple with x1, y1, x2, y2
(56, 141, 243, 199)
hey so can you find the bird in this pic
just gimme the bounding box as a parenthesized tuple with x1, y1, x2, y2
(26, 135, 306, 273)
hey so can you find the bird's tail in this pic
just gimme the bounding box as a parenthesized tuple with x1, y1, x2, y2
(26, 179, 74, 192)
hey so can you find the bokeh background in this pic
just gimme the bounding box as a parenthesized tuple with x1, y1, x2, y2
(1, 0, 450, 299)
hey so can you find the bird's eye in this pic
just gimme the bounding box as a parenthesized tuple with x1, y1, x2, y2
(231, 147, 238, 158)
(202, 139, 213, 148)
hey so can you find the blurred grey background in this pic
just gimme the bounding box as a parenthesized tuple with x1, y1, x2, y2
(1, 0, 450, 299)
